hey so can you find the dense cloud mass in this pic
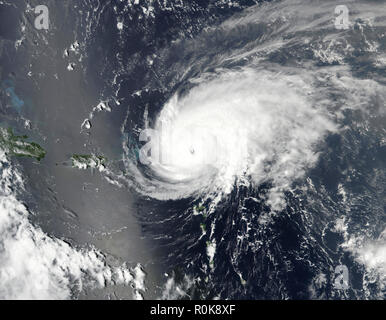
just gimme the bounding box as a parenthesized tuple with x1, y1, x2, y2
(0, 0, 386, 300)
(0, 151, 143, 300)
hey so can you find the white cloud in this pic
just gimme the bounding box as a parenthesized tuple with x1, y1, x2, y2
(356, 241, 386, 272)
(0, 150, 143, 300)
(342, 229, 386, 297)
(129, 68, 337, 210)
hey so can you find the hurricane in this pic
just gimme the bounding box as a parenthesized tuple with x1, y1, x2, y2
(121, 1, 385, 211)
(117, 0, 386, 299)
(129, 66, 340, 208)
(1, 0, 386, 300)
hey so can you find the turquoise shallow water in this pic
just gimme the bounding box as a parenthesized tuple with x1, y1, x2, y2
(0, 0, 385, 300)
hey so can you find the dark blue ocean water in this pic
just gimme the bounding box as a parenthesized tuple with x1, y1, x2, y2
(1, 0, 385, 300)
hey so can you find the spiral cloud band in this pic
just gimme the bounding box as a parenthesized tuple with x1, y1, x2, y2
(134, 67, 338, 209)
(122, 0, 386, 215)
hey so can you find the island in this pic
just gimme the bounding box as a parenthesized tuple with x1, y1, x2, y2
(71, 154, 107, 171)
(0, 127, 46, 161)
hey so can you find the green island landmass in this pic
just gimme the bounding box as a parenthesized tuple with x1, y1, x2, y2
(71, 154, 107, 170)
(0, 127, 46, 161)
(194, 205, 205, 213)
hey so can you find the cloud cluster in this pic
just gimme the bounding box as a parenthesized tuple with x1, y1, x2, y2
(0, 150, 141, 300)
(136, 68, 336, 210)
